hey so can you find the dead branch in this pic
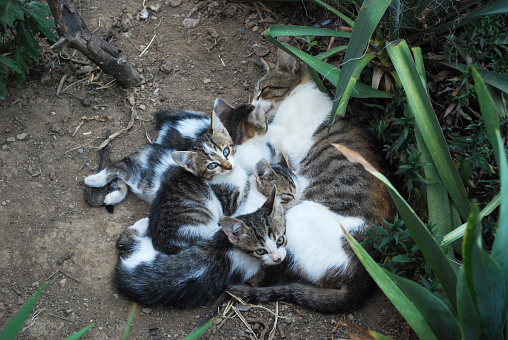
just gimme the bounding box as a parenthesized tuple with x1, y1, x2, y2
(46, 0, 140, 87)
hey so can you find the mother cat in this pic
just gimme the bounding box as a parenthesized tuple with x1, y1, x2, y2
(227, 50, 395, 313)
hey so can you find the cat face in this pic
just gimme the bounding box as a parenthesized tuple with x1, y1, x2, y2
(172, 111, 236, 181)
(220, 188, 287, 265)
(254, 156, 296, 205)
(251, 50, 310, 121)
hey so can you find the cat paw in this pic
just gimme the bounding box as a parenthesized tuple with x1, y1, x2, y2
(104, 190, 127, 205)
(84, 169, 108, 187)
(116, 218, 149, 252)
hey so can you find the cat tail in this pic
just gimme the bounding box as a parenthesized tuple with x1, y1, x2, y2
(226, 265, 376, 314)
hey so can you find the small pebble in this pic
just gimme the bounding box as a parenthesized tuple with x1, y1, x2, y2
(139, 8, 149, 20)
(77, 148, 84, 154)
(6, 137, 15, 143)
(139, 104, 146, 111)
(16, 133, 28, 140)
(203, 78, 212, 85)
(182, 18, 199, 28)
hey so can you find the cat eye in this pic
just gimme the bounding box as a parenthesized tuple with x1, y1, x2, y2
(281, 193, 294, 203)
(207, 162, 219, 170)
(255, 249, 267, 256)
(223, 147, 230, 158)
(276, 236, 285, 247)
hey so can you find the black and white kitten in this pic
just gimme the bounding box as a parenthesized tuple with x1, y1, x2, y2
(115, 189, 287, 308)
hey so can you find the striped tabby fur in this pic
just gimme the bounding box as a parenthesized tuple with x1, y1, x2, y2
(115, 189, 287, 308)
(227, 50, 394, 314)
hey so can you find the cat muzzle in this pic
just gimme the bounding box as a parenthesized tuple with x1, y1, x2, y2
(221, 161, 233, 171)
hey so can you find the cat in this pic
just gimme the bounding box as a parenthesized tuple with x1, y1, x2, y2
(84, 109, 210, 205)
(226, 49, 395, 314)
(143, 110, 251, 255)
(84, 100, 266, 205)
(115, 188, 287, 308)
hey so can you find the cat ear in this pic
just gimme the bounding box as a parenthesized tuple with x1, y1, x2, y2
(220, 216, 248, 245)
(278, 152, 293, 170)
(213, 98, 233, 119)
(261, 185, 277, 213)
(277, 50, 299, 75)
(260, 58, 276, 73)
(209, 110, 232, 140)
(255, 159, 275, 185)
(262, 185, 285, 218)
(171, 151, 199, 176)
(246, 105, 267, 132)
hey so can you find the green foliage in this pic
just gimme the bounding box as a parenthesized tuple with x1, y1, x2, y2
(0, 281, 93, 339)
(0, 0, 57, 99)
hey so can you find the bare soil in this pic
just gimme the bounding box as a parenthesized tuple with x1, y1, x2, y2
(0, 1, 413, 339)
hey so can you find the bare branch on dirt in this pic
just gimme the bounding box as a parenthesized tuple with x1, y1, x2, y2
(46, 0, 140, 87)
(97, 97, 137, 149)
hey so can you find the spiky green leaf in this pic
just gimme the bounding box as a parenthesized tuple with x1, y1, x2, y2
(0, 281, 49, 339)
(0, 0, 25, 26)
(62, 324, 94, 340)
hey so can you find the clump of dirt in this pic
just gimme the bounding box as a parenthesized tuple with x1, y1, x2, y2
(0, 1, 411, 339)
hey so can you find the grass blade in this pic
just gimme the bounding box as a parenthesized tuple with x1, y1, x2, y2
(63, 324, 94, 340)
(0, 281, 49, 340)
(310, 0, 355, 28)
(261, 34, 392, 99)
(462, 205, 505, 339)
(330, 0, 391, 120)
(491, 131, 508, 320)
(331, 142, 458, 310)
(335, 53, 376, 116)
(340, 225, 437, 339)
(457, 269, 481, 339)
(386, 271, 461, 340)
(387, 39, 471, 221)
(183, 318, 215, 340)
(441, 194, 501, 246)
(122, 304, 137, 340)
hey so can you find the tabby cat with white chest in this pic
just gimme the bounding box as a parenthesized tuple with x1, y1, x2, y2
(115, 188, 287, 308)
(227, 50, 395, 314)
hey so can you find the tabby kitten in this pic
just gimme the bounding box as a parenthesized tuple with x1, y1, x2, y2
(227, 49, 394, 314)
(84, 100, 265, 205)
(115, 189, 287, 308)
(145, 111, 249, 255)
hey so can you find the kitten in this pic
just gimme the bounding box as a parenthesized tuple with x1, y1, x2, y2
(227, 49, 394, 314)
(115, 189, 287, 308)
(145, 111, 250, 255)
(249, 50, 333, 169)
(84, 101, 264, 205)
(84, 109, 210, 205)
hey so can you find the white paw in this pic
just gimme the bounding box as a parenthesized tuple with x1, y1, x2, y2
(128, 217, 150, 236)
(84, 169, 108, 187)
(104, 190, 127, 205)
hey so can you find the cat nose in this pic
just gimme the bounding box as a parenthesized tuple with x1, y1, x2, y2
(271, 252, 282, 263)
(222, 161, 232, 171)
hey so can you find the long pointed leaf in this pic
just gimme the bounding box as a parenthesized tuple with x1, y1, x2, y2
(441, 194, 501, 246)
(341, 225, 437, 339)
(386, 271, 461, 340)
(331, 0, 391, 120)
(63, 324, 94, 340)
(183, 318, 216, 340)
(261, 34, 392, 99)
(462, 205, 505, 339)
(492, 131, 508, 320)
(0, 282, 49, 339)
(387, 39, 471, 221)
(457, 269, 481, 340)
(331, 143, 458, 311)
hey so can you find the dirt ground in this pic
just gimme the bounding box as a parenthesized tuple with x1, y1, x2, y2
(0, 1, 413, 339)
